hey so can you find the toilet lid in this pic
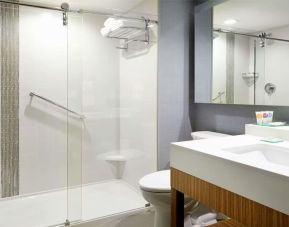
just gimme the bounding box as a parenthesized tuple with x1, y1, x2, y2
(139, 170, 171, 193)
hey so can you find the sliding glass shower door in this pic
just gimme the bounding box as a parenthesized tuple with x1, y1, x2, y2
(0, 3, 82, 226)
(0, 1, 158, 225)
(67, 10, 158, 222)
(67, 12, 84, 225)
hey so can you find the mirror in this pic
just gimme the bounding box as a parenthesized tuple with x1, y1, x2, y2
(194, 0, 289, 106)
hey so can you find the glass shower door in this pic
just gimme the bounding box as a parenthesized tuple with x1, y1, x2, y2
(0, 3, 82, 227)
(66, 11, 158, 223)
(18, 5, 71, 227)
(66, 12, 83, 225)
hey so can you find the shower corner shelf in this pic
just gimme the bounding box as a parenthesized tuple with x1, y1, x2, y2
(242, 72, 259, 78)
(105, 155, 127, 162)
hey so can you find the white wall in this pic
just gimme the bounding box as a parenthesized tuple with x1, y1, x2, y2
(119, 30, 158, 189)
(118, 0, 158, 188)
(17, 4, 157, 195)
(81, 13, 121, 185)
(213, 33, 253, 104)
(234, 35, 250, 104)
(263, 25, 289, 106)
(19, 6, 69, 194)
(18, 8, 120, 194)
(3, 1, 158, 215)
(212, 33, 227, 103)
(248, 25, 289, 106)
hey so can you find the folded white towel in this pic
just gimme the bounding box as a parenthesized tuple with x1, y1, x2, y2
(205, 219, 218, 226)
(101, 17, 147, 39)
(103, 17, 146, 31)
(116, 19, 146, 29)
(191, 212, 217, 225)
(191, 218, 217, 227)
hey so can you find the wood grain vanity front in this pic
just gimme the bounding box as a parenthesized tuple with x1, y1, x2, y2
(171, 168, 289, 227)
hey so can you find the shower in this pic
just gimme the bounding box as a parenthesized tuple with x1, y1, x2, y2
(0, 0, 158, 226)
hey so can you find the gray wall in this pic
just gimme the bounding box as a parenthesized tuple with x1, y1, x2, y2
(158, 0, 194, 170)
(158, 0, 289, 171)
(192, 1, 289, 135)
(192, 104, 289, 135)
(194, 8, 212, 103)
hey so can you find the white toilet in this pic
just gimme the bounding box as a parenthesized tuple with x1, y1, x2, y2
(139, 131, 230, 227)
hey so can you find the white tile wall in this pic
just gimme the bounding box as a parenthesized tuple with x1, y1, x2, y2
(18, 6, 158, 195)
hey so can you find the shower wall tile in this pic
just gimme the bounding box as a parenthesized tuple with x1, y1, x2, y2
(226, 33, 235, 104)
(0, 1, 20, 198)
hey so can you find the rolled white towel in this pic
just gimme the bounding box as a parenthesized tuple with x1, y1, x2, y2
(104, 17, 116, 28)
(100, 27, 110, 37)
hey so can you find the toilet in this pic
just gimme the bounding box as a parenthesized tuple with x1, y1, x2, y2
(139, 131, 230, 227)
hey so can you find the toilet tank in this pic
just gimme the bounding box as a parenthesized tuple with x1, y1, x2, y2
(191, 131, 231, 140)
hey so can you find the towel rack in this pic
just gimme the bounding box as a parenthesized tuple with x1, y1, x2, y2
(29, 92, 85, 119)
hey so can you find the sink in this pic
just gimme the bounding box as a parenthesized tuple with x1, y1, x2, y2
(223, 144, 289, 168)
(171, 135, 289, 215)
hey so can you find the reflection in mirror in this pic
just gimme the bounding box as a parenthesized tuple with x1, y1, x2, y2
(212, 30, 265, 105)
(195, 0, 289, 106)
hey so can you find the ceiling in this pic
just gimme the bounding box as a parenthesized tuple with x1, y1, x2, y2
(19, 0, 158, 17)
(214, 0, 289, 33)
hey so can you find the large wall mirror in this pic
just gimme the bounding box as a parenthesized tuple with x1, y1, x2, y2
(194, 0, 289, 106)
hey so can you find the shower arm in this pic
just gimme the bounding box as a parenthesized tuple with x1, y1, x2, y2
(29, 92, 85, 119)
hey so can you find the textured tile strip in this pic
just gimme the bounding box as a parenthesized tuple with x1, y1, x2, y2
(0, 1, 19, 198)
(226, 33, 235, 104)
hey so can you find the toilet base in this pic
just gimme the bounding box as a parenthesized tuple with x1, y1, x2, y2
(140, 190, 171, 227)
(154, 206, 171, 227)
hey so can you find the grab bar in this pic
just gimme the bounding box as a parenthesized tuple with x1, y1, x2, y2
(29, 92, 85, 119)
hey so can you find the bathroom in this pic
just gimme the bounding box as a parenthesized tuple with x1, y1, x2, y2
(1, 0, 289, 227)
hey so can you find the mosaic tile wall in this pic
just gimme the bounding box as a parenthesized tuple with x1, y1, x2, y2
(226, 33, 235, 104)
(0, 1, 19, 198)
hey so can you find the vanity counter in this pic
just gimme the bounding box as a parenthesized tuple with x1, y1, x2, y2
(170, 135, 289, 227)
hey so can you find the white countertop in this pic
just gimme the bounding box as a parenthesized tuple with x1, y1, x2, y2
(172, 135, 289, 179)
(170, 134, 289, 215)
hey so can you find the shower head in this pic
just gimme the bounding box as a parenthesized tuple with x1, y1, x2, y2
(61, 2, 70, 11)
(61, 3, 70, 26)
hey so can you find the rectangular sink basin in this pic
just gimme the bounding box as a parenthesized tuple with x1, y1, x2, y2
(171, 135, 289, 215)
(223, 144, 289, 168)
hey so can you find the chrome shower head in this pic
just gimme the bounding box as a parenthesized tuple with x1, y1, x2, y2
(61, 2, 69, 11)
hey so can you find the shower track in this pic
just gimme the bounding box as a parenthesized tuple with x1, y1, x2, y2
(214, 28, 289, 43)
(0, 0, 158, 24)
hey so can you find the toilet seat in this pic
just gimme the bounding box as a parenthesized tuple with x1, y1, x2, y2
(139, 170, 171, 193)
